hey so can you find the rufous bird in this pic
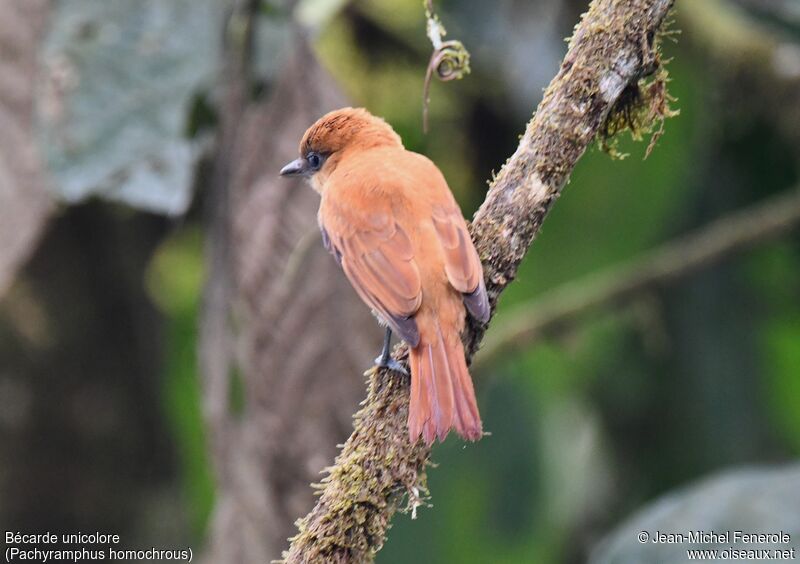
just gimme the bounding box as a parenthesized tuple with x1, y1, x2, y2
(280, 107, 489, 445)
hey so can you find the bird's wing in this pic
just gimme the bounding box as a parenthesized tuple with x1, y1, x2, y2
(320, 209, 422, 347)
(431, 203, 490, 323)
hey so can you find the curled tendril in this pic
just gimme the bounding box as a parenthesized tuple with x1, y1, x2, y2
(431, 40, 471, 82)
(422, 3, 471, 132)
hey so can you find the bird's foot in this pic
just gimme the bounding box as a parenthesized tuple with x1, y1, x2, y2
(374, 355, 408, 376)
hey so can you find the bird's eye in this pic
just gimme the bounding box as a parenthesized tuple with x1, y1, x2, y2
(306, 152, 322, 171)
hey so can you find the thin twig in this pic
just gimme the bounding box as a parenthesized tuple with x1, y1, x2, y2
(477, 186, 800, 366)
(422, 0, 470, 132)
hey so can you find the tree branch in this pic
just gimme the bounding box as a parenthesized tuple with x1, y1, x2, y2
(282, 0, 675, 561)
(478, 186, 800, 365)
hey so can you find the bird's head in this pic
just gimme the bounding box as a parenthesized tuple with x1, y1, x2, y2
(279, 107, 402, 190)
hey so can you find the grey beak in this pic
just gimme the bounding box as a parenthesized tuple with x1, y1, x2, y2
(280, 158, 307, 177)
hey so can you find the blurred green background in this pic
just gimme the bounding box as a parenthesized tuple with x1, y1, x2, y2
(0, 0, 798, 562)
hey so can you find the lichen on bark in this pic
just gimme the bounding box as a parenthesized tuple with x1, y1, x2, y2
(284, 365, 430, 563)
(598, 16, 680, 158)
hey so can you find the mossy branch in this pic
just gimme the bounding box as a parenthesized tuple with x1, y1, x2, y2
(282, 0, 675, 562)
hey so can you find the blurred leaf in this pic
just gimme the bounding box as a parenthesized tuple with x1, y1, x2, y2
(356, 0, 424, 36)
(764, 320, 800, 453)
(744, 244, 800, 453)
(146, 227, 214, 536)
(296, 0, 350, 30)
(591, 464, 800, 564)
(745, 242, 800, 308)
(35, 0, 222, 215)
(146, 227, 204, 315)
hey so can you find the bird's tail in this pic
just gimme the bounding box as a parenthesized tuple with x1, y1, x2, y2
(408, 322, 482, 445)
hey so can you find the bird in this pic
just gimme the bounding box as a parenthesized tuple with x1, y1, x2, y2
(280, 107, 489, 445)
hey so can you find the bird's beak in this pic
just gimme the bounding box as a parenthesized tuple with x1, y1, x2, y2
(280, 158, 307, 177)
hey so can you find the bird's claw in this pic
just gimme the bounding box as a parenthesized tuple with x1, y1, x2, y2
(374, 356, 409, 376)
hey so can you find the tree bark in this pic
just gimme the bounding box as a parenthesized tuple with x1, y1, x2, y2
(200, 25, 380, 562)
(0, 0, 52, 298)
(283, 0, 675, 562)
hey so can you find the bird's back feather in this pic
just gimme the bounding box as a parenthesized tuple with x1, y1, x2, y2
(312, 120, 487, 444)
